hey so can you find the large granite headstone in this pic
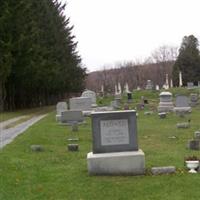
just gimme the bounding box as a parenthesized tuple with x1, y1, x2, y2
(60, 110, 84, 125)
(56, 101, 68, 121)
(87, 110, 145, 175)
(69, 97, 92, 111)
(158, 92, 174, 112)
(174, 95, 191, 113)
(81, 89, 97, 107)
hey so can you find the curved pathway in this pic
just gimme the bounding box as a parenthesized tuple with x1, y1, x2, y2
(0, 114, 47, 149)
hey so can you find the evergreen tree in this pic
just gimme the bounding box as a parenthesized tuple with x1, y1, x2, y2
(1, 0, 86, 110)
(172, 35, 200, 86)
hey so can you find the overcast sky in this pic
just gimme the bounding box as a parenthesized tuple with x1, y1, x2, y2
(63, 0, 200, 72)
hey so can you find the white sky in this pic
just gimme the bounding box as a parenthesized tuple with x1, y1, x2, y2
(62, 0, 200, 72)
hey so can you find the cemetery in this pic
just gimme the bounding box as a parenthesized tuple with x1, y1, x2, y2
(1, 1, 200, 199)
(1, 87, 200, 199)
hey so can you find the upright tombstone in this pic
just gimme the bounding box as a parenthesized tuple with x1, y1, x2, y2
(60, 110, 84, 125)
(81, 90, 97, 107)
(155, 85, 160, 91)
(174, 95, 191, 113)
(190, 93, 199, 107)
(56, 102, 68, 121)
(70, 97, 92, 111)
(145, 80, 153, 90)
(158, 92, 174, 113)
(179, 71, 183, 87)
(187, 82, 194, 89)
(87, 110, 145, 175)
(127, 92, 132, 103)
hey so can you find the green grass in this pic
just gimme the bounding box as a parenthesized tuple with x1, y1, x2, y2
(1, 90, 200, 199)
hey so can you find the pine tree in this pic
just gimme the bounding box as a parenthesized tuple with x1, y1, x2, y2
(172, 35, 200, 86)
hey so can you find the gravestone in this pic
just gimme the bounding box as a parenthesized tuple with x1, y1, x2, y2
(190, 93, 198, 107)
(194, 131, 200, 140)
(87, 110, 145, 175)
(60, 110, 84, 125)
(158, 92, 174, 112)
(127, 92, 132, 103)
(145, 80, 153, 90)
(81, 89, 97, 107)
(70, 97, 92, 111)
(56, 101, 68, 122)
(174, 95, 191, 113)
(187, 82, 194, 89)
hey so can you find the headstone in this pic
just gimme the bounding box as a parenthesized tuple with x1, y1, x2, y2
(179, 71, 183, 87)
(151, 166, 176, 175)
(187, 140, 200, 150)
(56, 101, 68, 122)
(158, 112, 166, 119)
(87, 110, 145, 175)
(174, 95, 191, 113)
(155, 85, 160, 91)
(176, 122, 190, 128)
(127, 92, 132, 103)
(70, 97, 92, 111)
(165, 74, 169, 89)
(158, 92, 174, 112)
(187, 82, 194, 89)
(190, 93, 198, 107)
(81, 90, 97, 107)
(145, 80, 153, 90)
(60, 110, 84, 125)
(30, 145, 44, 152)
(194, 131, 200, 140)
(68, 144, 79, 151)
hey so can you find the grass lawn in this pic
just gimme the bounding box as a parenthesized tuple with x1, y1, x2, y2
(1, 89, 200, 200)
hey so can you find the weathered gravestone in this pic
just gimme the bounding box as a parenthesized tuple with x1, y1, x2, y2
(190, 93, 199, 107)
(145, 80, 153, 90)
(187, 82, 194, 89)
(69, 97, 92, 111)
(174, 95, 191, 114)
(87, 110, 145, 175)
(158, 92, 174, 113)
(127, 92, 132, 103)
(60, 110, 84, 125)
(56, 101, 68, 122)
(81, 89, 97, 107)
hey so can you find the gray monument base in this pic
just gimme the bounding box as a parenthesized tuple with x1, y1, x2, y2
(158, 103, 174, 113)
(87, 150, 145, 175)
(173, 107, 191, 113)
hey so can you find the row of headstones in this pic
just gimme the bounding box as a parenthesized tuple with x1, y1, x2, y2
(56, 89, 97, 124)
(158, 92, 199, 113)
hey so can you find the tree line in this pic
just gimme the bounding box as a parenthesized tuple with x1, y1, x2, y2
(0, 0, 86, 111)
(86, 35, 200, 93)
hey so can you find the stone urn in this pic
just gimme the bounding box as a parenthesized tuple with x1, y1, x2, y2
(185, 160, 199, 173)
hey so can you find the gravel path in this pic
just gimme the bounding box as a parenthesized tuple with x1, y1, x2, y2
(0, 114, 47, 149)
(0, 116, 27, 130)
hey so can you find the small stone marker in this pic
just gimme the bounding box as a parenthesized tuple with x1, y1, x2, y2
(144, 111, 153, 115)
(30, 145, 44, 152)
(187, 140, 200, 150)
(127, 92, 132, 103)
(190, 93, 198, 107)
(56, 101, 68, 121)
(68, 144, 79, 151)
(194, 131, 200, 140)
(158, 112, 166, 119)
(151, 166, 176, 175)
(176, 122, 190, 128)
